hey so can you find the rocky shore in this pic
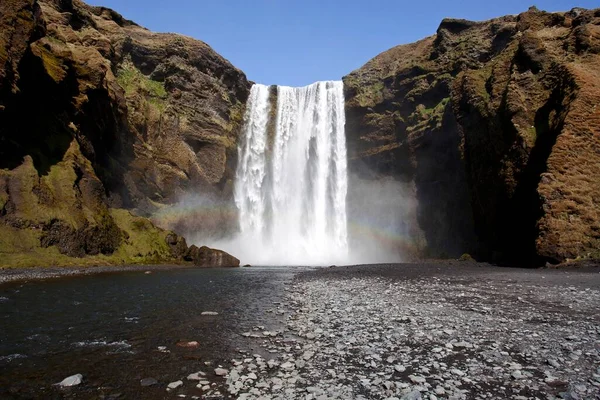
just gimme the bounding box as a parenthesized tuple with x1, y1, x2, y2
(167, 263, 600, 400)
(0, 264, 190, 285)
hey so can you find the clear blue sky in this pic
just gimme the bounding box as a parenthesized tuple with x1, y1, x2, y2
(91, 0, 597, 86)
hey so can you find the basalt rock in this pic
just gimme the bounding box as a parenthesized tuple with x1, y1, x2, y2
(166, 232, 189, 260)
(185, 245, 240, 268)
(344, 7, 600, 265)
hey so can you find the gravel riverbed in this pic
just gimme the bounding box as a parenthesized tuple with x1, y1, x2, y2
(2, 263, 599, 399)
(188, 264, 600, 400)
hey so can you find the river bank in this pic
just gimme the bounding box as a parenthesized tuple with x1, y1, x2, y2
(0, 264, 194, 284)
(1, 259, 597, 286)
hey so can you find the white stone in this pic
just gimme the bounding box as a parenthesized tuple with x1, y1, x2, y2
(167, 380, 183, 391)
(57, 374, 83, 387)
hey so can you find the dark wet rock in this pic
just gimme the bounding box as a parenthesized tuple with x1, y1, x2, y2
(41, 217, 122, 258)
(166, 232, 189, 259)
(139, 377, 157, 387)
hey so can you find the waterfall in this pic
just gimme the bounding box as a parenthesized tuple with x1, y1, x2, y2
(234, 81, 348, 265)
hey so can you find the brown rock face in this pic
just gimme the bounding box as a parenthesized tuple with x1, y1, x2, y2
(344, 7, 600, 264)
(0, 0, 247, 266)
(0, 0, 250, 210)
(165, 232, 188, 260)
(185, 245, 240, 268)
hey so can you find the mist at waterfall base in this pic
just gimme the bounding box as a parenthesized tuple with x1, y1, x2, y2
(162, 82, 418, 266)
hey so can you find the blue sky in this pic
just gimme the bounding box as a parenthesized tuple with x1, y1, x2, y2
(91, 0, 598, 86)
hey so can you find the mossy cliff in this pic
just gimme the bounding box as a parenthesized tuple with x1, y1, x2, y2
(344, 7, 600, 265)
(0, 141, 178, 267)
(0, 0, 249, 267)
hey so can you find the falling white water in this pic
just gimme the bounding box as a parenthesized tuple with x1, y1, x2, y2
(233, 81, 348, 265)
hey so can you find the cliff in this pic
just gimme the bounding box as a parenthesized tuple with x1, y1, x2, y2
(344, 7, 600, 265)
(2, 0, 599, 268)
(0, 0, 249, 267)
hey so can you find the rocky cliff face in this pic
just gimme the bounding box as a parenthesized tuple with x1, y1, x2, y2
(3, 1, 598, 268)
(0, 0, 250, 266)
(344, 7, 600, 264)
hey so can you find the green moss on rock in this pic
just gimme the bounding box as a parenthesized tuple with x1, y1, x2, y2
(109, 208, 174, 263)
(30, 41, 67, 83)
(117, 60, 167, 98)
(355, 81, 385, 108)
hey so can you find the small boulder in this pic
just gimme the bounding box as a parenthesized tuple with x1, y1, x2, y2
(214, 368, 228, 376)
(185, 245, 240, 268)
(459, 253, 474, 261)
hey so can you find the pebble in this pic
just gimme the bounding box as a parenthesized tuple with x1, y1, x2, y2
(57, 374, 83, 387)
(140, 377, 157, 387)
(408, 375, 426, 384)
(511, 370, 523, 379)
(176, 341, 199, 348)
(186, 372, 205, 381)
(401, 390, 422, 400)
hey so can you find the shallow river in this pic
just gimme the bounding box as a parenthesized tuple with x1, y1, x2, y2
(0, 266, 304, 399)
